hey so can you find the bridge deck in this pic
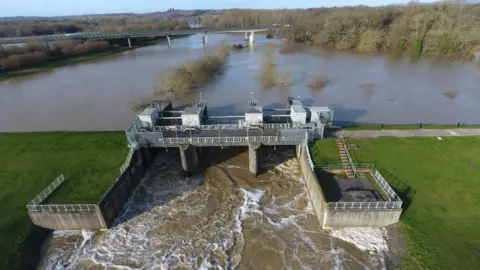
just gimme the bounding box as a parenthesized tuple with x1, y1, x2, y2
(0, 25, 285, 45)
(131, 129, 309, 147)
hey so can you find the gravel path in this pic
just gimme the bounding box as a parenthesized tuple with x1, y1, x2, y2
(338, 128, 480, 138)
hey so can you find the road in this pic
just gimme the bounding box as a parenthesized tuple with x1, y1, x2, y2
(0, 25, 285, 45)
(339, 128, 480, 138)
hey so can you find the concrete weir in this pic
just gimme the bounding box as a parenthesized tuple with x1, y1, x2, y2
(179, 145, 199, 173)
(25, 95, 402, 231)
(248, 143, 260, 175)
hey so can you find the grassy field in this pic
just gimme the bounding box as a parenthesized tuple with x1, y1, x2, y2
(0, 36, 187, 81)
(312, 137, 480, 269)
(0, 132, 128, 269)
(310, 139, 342, 164)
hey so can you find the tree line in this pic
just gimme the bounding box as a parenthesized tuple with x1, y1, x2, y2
(0, 17, 190, 37)
(0, 17, 190, 71)
(200, 3, 480, 59)
(0, 40, 111, 70)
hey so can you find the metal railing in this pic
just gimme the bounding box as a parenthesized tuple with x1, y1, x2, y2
(326, 201, 402, 209)
(27, 175, 65, 206)
(324, 170, 403, 210)
(27, 204, 97, 212)
(373, 171, 401, 201)
(315, 163, 375, 171)
(158, 135, 279, 145)
(339, 133, 356, 175)
(146, 123, 307, 132)
(120, 147, 136, 174)
(26, 175, 98, 212)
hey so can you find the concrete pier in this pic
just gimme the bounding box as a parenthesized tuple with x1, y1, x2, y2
(203, 33, 208, 46)
(249, 32, 255, 44)
(167, 35, 171, 47)
(127, 38, 132, 48)
(248, 143, 260, 176)
(179, 145, 198, 173)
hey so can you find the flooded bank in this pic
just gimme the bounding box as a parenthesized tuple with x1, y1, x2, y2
(39, 147, 395, 269)
(1, 34, 480, 132)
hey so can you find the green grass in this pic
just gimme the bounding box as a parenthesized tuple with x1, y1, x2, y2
(0, 36, 188, 81)
(0, 132, 128, 269)
(343, 137, 480, 269)
(310, 139, 342, 164)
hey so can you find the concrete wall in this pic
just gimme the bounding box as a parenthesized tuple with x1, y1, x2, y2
(323, 208, 402, 228)
(297, 143, 401, 228)
(27, 147, 151, 230)
(98, 147, 151, 227)
(296, 144, 327, 227)
(28, 206, 106, 230)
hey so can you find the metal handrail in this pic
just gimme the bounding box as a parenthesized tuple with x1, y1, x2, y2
(314, 163, 375, 170)
(326, 201, 402, 209)
(120, 147, 135, 173)
(27, 204, 97, 212)
(340, 132, 356, 175)
(158, 135, 280, 145)
(373, 171, 401, 201)
(27, 175, 65, 206)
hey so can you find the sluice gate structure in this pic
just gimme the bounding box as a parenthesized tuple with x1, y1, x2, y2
(26, 95, 402, 230)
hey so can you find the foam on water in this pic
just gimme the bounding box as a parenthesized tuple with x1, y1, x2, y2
(40, 149, 391, 270)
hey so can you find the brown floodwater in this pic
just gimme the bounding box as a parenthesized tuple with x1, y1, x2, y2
(1, 34, 480, 132)
(38, 147, 394, 269)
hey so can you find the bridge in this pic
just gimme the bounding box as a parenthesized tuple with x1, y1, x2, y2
(0, 24, 287, 47)
(125, 93, 333, 175)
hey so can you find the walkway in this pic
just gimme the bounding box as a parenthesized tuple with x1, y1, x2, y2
(338, 128, 480, 138)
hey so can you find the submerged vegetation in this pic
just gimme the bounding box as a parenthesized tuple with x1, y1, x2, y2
(308, 75, 329, 90)
(201, 3, 480, 59)
(155, 43, 230, 95)
(258, 41, 291, 89)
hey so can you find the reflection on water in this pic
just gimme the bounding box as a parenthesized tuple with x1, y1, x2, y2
(1, 34, 480, 132)
(39, 148, 390, 269)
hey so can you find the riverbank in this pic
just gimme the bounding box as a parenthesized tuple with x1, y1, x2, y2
(310, 137, 480, 269)
(202, 4, 480, 59)
(0, 132, 127, 269)
(0, 36, 186, 81)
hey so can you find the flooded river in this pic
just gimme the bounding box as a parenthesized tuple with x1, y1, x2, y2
(39, 148, 397, 269)
(1, 34, 480, 132)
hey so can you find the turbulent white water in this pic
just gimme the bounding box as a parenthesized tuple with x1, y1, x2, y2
(39, 148, 391, 270)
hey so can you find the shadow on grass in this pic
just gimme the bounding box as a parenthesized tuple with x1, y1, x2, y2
(378, 169, 416, 215)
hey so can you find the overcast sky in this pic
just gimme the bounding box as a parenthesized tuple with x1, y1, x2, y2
(0, 0, 441, 17)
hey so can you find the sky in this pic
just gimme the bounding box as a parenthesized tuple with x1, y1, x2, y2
(0, 0, 441, 17)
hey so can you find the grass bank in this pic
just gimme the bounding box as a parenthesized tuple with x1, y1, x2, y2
(0, 132, 128, 269)
(0, 36, 185, 81)
(311, 137, 480, 269)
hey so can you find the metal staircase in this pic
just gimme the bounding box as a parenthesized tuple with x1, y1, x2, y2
(335, 137, 355, 178)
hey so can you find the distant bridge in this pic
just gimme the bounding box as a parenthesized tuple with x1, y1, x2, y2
(0, 25, 288, 46)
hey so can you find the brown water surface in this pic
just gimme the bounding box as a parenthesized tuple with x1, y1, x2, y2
(1, 34, 479, 132)
(39, 148, 389, 269)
